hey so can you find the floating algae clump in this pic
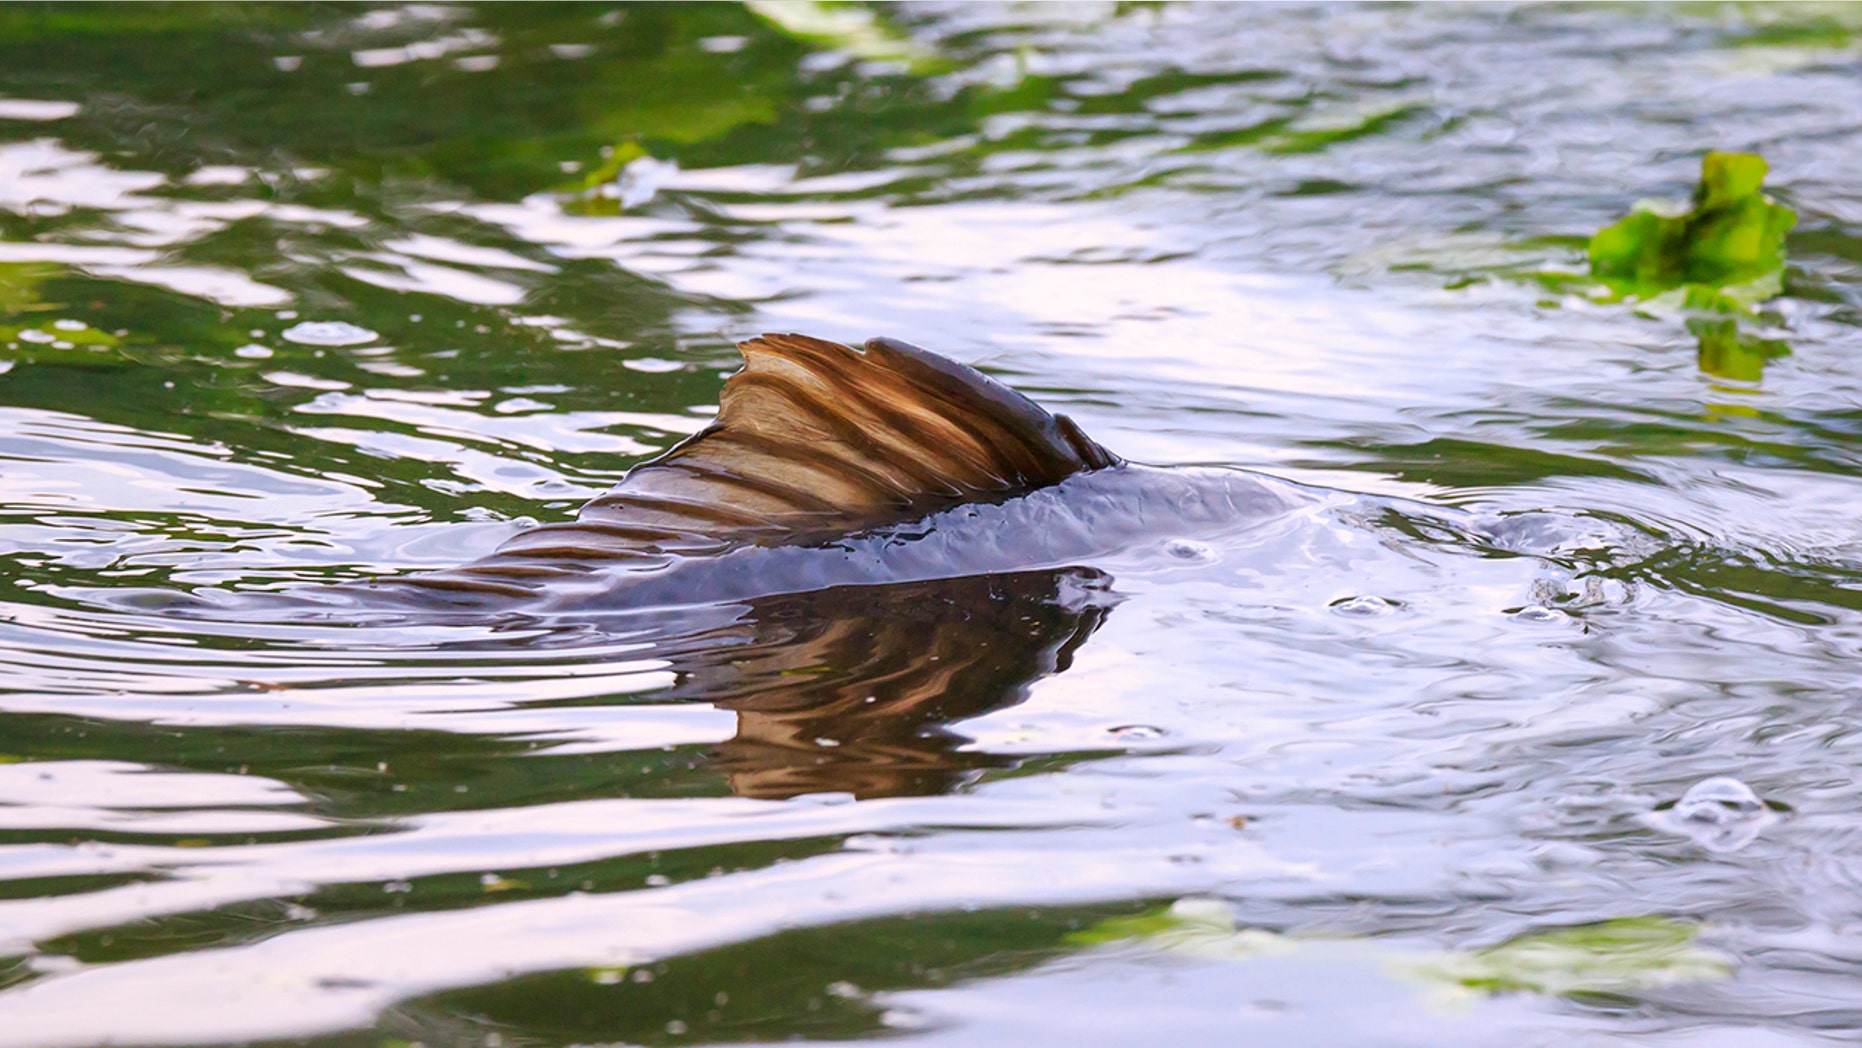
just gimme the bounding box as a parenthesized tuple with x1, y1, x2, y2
(1406, 916, 1733, 999)
(1069, 901, 1731, 1001)
(1588, 151, 1797, 311)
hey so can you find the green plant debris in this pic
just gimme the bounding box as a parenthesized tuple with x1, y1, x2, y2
(0, 262, 57, 315)
(561, 141, 664, 214)
(567, 141, 653, 195)
(1588, 151, 1797, 310)
(1724, 3, 1862, 51)
(1405, 916, 1733, 998)
(1065, 898, 1294, 961)
(1070, 901, 1731, 1000)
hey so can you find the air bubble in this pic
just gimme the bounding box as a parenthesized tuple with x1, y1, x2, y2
(1647, 776, 1778, 852)
(1674, 776, 1765, 823)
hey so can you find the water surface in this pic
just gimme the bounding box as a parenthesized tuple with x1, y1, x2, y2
(2, 3, 1861, 1045)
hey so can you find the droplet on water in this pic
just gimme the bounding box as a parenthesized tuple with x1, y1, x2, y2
(281, 321, 378, 346)
(1109, 724, 1166, 741)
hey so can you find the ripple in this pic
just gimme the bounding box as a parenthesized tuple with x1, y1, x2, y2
(1330, 595, 1398, 617)
(1163, 538, 1217, 562)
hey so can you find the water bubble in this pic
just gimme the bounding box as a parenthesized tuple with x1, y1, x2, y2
(1511, 604, 1566, 623)
(281, 321, 378, 346)
(1330, 595, 1397, 617)
(16, 329, 54, 344)
(234, 344, 274, 359)
(1675, 776, 1765, 822)
(1109, 724, 1166, 741)
(52, 318, 86, 331)
(1648, 776, 1778, 852)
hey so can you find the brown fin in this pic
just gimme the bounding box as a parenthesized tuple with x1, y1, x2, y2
(486, 333, 1119, 565)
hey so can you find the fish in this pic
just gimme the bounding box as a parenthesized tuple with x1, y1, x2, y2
(103, 334, 1520, 800)
(311, 333, 1344, 617)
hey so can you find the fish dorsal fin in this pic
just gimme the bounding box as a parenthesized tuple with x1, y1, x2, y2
(487, 333, 1119, 565)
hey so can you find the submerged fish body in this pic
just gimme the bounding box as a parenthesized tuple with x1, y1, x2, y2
(470, 464, 1331, 614)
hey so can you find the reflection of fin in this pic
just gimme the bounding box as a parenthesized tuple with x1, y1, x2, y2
(667, 569, 1114, 799)
(405, 334, 1121, 598)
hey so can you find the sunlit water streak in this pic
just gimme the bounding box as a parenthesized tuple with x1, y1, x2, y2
(1, 2, 1862, 1044)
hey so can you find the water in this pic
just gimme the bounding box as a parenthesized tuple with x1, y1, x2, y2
(1, 2, 1860, 1044)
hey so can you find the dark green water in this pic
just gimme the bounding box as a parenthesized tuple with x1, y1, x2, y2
(2, 3, 1861, 1045)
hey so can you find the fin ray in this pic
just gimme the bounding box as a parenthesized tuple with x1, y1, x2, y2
(442, 333, 1120, 585)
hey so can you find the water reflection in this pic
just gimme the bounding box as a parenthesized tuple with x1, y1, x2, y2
(674, 569, 1114, 799)
(1691, 316, 1791, 382)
